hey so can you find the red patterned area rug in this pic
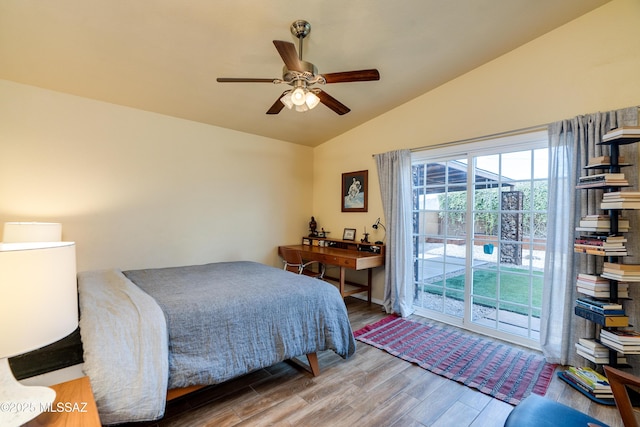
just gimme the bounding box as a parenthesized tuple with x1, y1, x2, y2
(354, 315, 556, 405)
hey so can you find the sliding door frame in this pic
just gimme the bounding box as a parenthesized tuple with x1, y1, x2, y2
(411, 129, 548, 349)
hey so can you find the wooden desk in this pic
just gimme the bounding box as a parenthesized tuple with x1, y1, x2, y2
(279, 244, 384, 303)
(24, 376, 101, 427)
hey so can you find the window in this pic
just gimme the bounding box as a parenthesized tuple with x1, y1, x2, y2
(412, 130, 548, 348)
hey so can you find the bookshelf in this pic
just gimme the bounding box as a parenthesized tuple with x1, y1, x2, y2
(563, 127, 640, 404)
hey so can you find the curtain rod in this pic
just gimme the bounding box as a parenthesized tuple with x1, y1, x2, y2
(371, 123, 549, 158)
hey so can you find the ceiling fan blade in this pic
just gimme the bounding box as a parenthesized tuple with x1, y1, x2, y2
(273, 40, 303, 72)
(321, 69, 380, 84)
(266, 92, 288, 115)
(316, 90, 350, 115)
(217, 78, 277, 83)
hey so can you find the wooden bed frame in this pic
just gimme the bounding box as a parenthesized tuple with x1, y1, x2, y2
(166, 352, 319, 401)
(10, 335, 320, 404)
(10, 327, 321, 403)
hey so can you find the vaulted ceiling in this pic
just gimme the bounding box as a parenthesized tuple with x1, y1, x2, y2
(0, 0, 611, 146)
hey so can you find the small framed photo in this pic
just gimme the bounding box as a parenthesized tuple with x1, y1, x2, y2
(343, 228, 356, 241)
(342, 170, 368, 212)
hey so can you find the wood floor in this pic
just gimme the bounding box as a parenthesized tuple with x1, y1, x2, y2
(123, 297, 625, 427)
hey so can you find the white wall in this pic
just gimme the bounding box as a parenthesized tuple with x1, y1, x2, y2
(0, 80, 314, 271)
(2, 0, 638, 293)
(313, 0, 640, 301)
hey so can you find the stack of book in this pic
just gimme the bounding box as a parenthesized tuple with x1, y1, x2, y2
(600, 329, 640, 354)
(601, 191, 640, 209)
(576, 273, 629, 298)
(575, 215, 630, 233)
(576, 173, 628, 189)
(562, 366, 613, 400)
(574, 297, 628, 327)
(575, 338, 626, 364)
(576, 297, 624, 314)
(577, 215, 630, 232)
(587, 155, 627, 167)
(602, 262, 640, 282)
(574, 234, 628, 256)
(602, 126, 640, 142)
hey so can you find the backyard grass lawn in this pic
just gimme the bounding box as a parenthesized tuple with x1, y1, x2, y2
(424, 266, 543, 314)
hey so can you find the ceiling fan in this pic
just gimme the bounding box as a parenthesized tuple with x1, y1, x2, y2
(216, 20, 380, 115)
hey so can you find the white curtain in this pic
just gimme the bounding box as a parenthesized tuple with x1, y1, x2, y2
(375, 149, 415, 317)
(541, 107, 638, 365)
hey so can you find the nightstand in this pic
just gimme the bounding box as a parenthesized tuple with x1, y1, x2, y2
(23, 376, 100, 427)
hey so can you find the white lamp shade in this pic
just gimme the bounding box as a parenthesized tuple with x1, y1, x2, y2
(3, 222, 62, 243)
(280, 92, 293, 109)
(291, 87, 306, 106)
(0, 242, 77, 358)
(305, 91, 320, 109)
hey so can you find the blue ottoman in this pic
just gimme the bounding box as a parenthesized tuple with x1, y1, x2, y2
(504, 394, 608, 427)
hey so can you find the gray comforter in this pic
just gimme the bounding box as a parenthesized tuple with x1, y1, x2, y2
(79, 261, 356, 424)
(124, 261, 356, 388)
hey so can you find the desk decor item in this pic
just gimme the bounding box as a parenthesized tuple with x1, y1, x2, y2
(308, 216, 318, 236)
(361, 227, 370, 243)
(342, 170, 368, 212)
(342, 228, 356, 241)
(371, 217, 386, 244)
(0, 241, 77, 427)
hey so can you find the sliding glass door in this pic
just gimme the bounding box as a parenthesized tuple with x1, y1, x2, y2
(413, 159, 469, 319)
(412, 132, 548, 347)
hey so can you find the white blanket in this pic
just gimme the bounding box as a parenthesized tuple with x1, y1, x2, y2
(78, 270, 169, 425)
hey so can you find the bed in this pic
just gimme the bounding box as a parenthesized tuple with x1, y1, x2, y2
(77, 261, 356, 425)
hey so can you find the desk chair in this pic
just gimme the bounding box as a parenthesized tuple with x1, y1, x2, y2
(505, 366, 640, 427)
(280, 247, 325, 279)
(503, 393, 608, 427)
(604, 365, 640, 427)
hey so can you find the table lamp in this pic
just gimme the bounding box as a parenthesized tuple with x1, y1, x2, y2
(0, 241, 77, 427)
(3, 222, 62, 243)
(372, 217, 386, 244)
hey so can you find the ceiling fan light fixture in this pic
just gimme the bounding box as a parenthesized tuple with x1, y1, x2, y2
(291, 87, 306, 106)
(280, 92, 294, 109)
(217, 20, 380, 116)
(305, 91, 320, 109)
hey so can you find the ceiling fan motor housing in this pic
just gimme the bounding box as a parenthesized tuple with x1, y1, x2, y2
(282, 61, 317, 83)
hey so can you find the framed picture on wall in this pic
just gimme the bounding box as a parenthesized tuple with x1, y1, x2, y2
(341, 170, 368, 212)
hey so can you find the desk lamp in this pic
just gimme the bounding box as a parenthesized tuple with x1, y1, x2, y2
(0, 241, 77, 427)
(372, 217, 386, 244)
